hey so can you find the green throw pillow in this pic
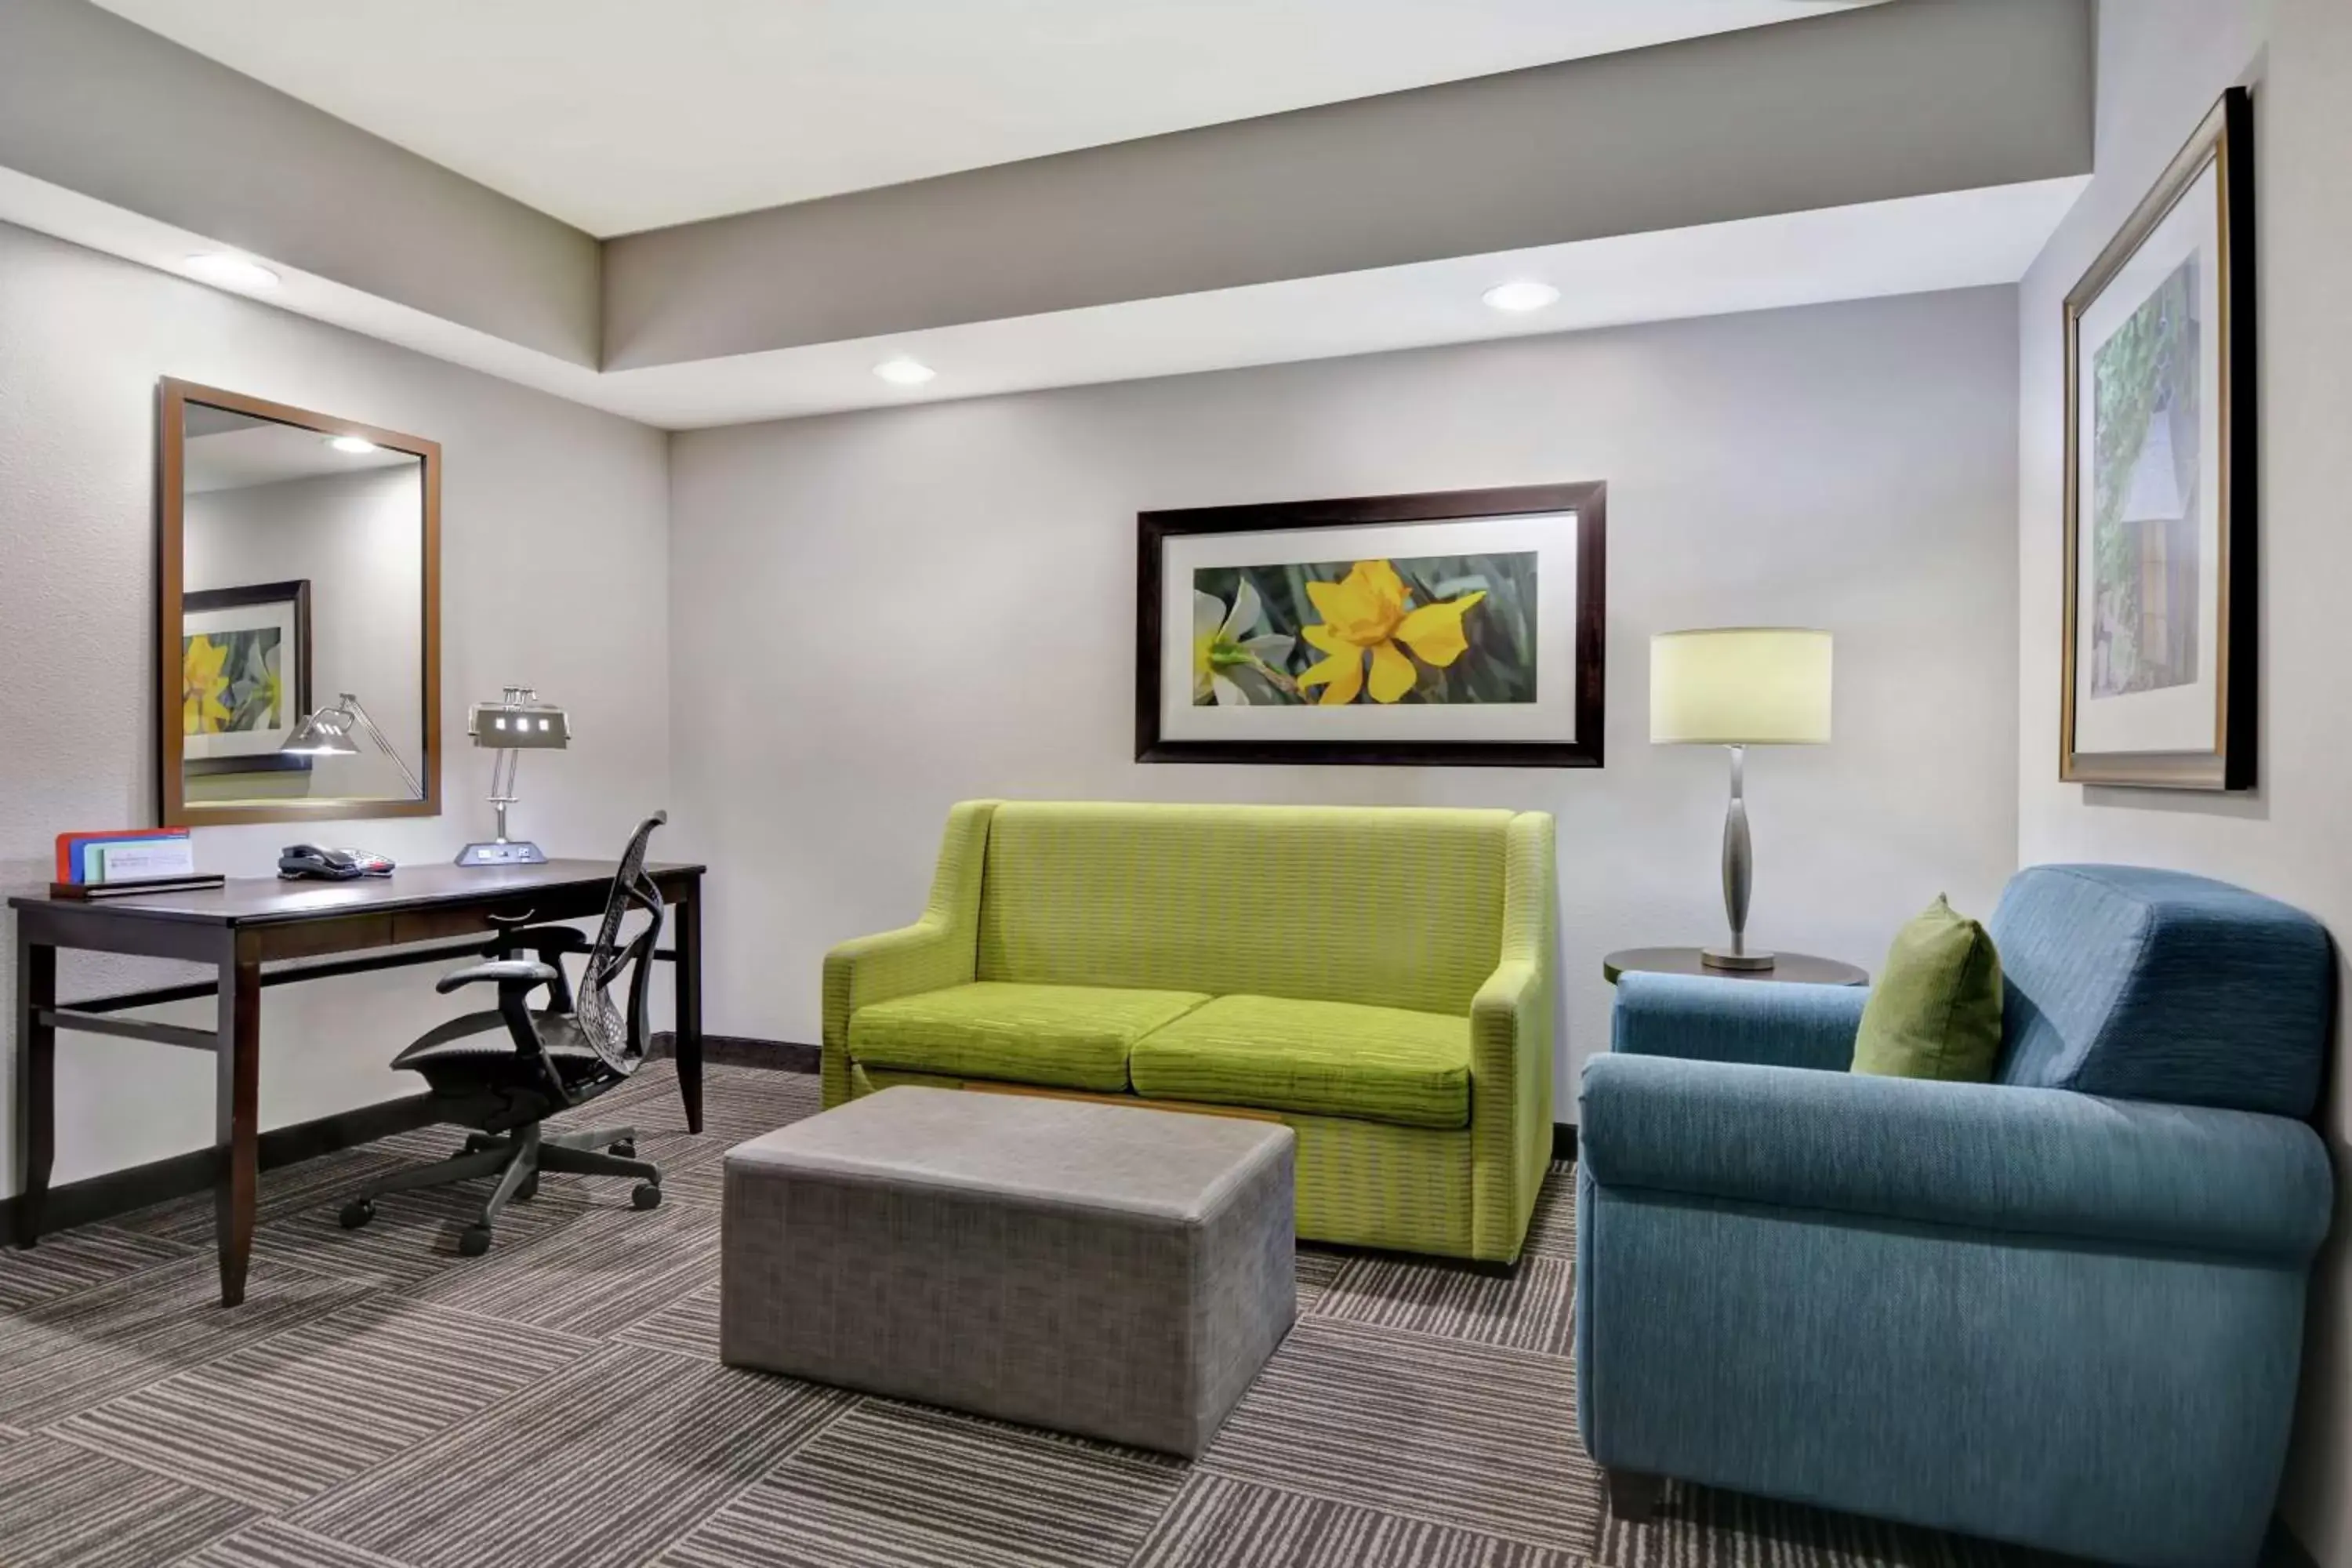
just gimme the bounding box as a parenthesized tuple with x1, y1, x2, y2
(1850, 895, 2003, 1082)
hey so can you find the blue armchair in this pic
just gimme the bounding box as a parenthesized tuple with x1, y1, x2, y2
(1576, 866, 2335, 1568)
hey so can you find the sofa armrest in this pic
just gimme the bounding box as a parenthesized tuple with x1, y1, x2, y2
(1580, 1053, 2332, 1263)
(1468, 811, 1555, 1263)
(1612, 972, 1867, 1072)
(820, 801, 997, 1105)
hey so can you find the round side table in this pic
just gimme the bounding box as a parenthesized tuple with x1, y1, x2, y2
(1602, 946, 1867, 986)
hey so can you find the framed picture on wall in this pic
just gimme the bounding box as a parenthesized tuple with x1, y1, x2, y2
(1137, 483, 1606, 767)
(182, 579, 313, 776)
(2061, 86, 2255, 790)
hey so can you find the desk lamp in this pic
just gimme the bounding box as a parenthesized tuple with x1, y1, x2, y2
(1650, 628, 1832, 971)
(456, 685, 570, 867)
(281, 691, 423, 796)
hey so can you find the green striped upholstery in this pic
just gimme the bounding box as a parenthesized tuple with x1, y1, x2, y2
(822, 800, 1555, 1263)
(975, 801, 1508, 1015)
(820, 800, 996, 1108)
(849, 982, 1208, 1094)
(1129, 995, 1469, 1129)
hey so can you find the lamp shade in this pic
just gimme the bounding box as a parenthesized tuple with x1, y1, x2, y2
(281, 703, 358, 756)
(1650, 627, 1832, 745)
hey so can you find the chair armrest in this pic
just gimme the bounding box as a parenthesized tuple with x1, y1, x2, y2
(434, 959, 561, 995)
(1579, 1053, 2333, 1262)
(1612, 971, 1866, 1072)
(1467, 811, 1555, 1263)
(820, 800, 997, 1105)
(483, 924, 589, 960)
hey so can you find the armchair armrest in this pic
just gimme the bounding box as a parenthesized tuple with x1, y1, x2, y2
(820, 800, 998, 1105)
(1612, 971, 1866, 1072)
(1580, 1053, 2333, 1263)
(1467, 811, 1555, 1263)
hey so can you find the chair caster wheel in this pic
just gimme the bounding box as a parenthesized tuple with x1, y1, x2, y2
(609, 1139, 636, 1159)
(458, 1225, 493, 1257)
(339, 1200, 375, 1229)
(632, 1183, 662, 1210)
(516, 1174, 539, 1202)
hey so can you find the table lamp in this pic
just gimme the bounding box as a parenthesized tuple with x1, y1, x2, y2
(1650, 628, 1832, 971)
(456, 685, 570, 867)
(281, 691, 424, 796)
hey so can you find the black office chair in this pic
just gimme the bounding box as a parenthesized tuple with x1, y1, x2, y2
(339, 812, 670, 1256)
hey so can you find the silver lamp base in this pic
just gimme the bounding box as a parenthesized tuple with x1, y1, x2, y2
(456, 840, 547, 867)
(1701, 946, 1777, 972)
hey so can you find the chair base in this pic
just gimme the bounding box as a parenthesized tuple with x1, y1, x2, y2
(341, 1120, 659, 1253)
(1605, 1468, 1665, 1521)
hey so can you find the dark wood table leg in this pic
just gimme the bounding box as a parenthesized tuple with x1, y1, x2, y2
(14, 927, 55, 1248)
(675, 879, 704, 1134)
(215, 939, 261, 1306)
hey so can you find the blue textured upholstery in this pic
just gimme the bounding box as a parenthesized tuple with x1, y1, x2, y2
(1577, 866, 2336, 1568)
(1613, 973, 1865, 1072)
(1582, 1054, 2329, 1261)
(1991, 864, 2332, 1116)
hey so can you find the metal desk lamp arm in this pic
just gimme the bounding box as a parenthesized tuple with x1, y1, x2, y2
(340, 692, 424, 798)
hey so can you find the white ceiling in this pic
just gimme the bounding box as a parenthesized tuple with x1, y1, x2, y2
(86, 0, 1872, 237)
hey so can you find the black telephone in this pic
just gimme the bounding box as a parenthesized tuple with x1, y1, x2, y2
(278, 845, 395, 881)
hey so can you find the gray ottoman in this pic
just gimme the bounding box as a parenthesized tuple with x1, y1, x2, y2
(721, 1086, 1295, 1456)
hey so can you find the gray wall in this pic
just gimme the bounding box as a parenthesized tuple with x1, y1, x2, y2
(2014, 0, 2352, 1557)
(0, 219, 670, 1191)
(666, 287, 2023, 1102)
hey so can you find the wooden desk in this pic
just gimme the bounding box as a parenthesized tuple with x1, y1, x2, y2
(9, 858, 705, 1306)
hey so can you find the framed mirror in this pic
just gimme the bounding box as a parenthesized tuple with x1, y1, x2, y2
(158, 379, 441, 826)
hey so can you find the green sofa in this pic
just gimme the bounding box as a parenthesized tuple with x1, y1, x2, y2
(822, 800, 1558, 1264)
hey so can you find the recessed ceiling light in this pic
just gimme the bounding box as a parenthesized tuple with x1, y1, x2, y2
(1482, 280, 1560, 314)
(328, 435, 379, 455)
(185, 252, 281, 291)
(873, 356, 937, 387)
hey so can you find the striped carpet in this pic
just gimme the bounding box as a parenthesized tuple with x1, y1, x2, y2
(0, 1062, 2077, 1568)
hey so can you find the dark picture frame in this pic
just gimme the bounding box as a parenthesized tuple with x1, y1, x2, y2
(180, 579, 314, 778)
(2060, 86, 2256, 790)
(1137, 482, 1606, 767)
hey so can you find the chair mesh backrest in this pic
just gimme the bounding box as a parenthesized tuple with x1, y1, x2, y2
(577, 813, 667, 1074)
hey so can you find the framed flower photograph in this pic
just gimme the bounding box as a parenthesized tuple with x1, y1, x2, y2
(1137, 483, 1605, 766)
(183, 579, 313, 776)
(2061, 86, 2255, 789)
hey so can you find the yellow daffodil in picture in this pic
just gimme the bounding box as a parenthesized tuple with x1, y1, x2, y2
(183, 634, 232, 734)
(1296, 559, 1487, 705)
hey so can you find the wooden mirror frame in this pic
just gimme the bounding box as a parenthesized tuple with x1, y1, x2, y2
(158, 378, 442, 828)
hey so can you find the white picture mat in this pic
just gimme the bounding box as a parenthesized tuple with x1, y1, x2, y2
(1160, 510, 1579, 743)
(183, 597, 300, 760)
(2072, 158, 2223, 757)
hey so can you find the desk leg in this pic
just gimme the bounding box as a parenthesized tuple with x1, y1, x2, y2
(676, 881, 704, 1134)
(14, 930, 55, 1248)
(215, 946, 261, 1307)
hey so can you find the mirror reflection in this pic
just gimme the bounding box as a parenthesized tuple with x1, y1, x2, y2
(178, 401, 428, 808)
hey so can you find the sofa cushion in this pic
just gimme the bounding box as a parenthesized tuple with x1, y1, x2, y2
(848, 982, 1208, 1094)
(974, 801, 1512, 1017)
(1130, 993, 1471, 1130)
(1850, 895, 2003, 1083)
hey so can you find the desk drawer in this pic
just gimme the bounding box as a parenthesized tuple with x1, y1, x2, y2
(391, 893, 606, 948)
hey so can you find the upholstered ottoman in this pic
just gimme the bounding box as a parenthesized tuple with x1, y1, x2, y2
(721, 1086, 1295, 1456)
